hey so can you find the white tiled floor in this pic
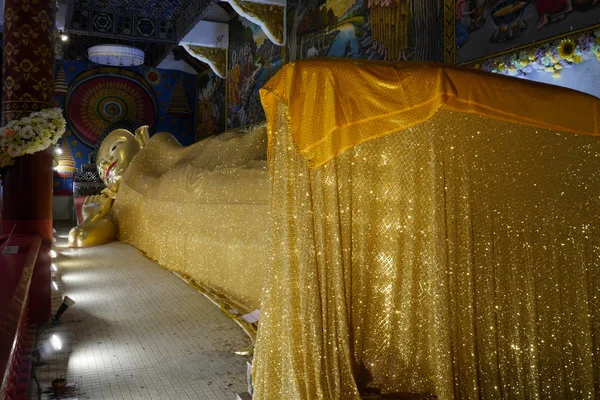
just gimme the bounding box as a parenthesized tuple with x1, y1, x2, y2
(30, 223, 250, 399)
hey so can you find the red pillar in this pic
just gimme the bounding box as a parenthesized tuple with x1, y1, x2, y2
(1, 0, 56, 324)
(1, 0, 56, 241)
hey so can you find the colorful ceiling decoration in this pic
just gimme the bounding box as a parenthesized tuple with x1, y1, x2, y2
(68, 0, 192, 20)
(62, 34, 172, 67)
(65, 0, 217, 51)
(68, 8, 175, 42)
(65, 68, 158, 147)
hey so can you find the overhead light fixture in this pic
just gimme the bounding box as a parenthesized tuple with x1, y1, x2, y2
(32, 334, 63, 365)
(87, 44, 144, 67)
(53, 296, 76, 323)
(60, 34, 69, 42)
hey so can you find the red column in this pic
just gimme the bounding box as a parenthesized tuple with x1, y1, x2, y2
(1, 0, 56, 241)
(1, 0, 56, 324)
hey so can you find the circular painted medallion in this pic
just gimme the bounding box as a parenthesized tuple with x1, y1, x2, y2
(66, 68, 158, 147)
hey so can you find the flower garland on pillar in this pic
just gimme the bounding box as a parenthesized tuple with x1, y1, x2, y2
(476, 29, 600, 79)
(0, 108, 66, 169)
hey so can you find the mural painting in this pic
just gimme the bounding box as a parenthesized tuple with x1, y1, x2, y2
(224, 0, 445, 129)
(287, 0, 444, 62)
(65, 68, 159, 148)
(227, 16, 284, 130)
(196, 69, 226, 139)
(456, 0, 600, 63)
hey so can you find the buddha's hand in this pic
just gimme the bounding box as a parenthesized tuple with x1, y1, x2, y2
(81, 194, 113, 221)
(69, 194, 117, 247)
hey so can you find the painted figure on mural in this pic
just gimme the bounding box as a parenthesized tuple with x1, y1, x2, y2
(456, 0, 476, 48)
(229, 52, 241, 106)
(199, 89, 215, 134)
(468, 0, 488, 31)
(369, 0, 409, 60)
(197, 71, 225, 139)
(288, 0, 444, 62)
(456, 0, 600, 63)
(242, 46, 250, 77)
(225, 15, 284, 130)
(200, 90, 210, 129)
(535, 0, 572, 29)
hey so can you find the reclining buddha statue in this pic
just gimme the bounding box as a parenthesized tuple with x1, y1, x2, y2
(69, 124, 269, 312)
(68, 126, 149, 248)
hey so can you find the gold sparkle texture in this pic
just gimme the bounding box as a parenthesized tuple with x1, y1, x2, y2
(113, 124, 269, 312)
(252, 60, 600, 399)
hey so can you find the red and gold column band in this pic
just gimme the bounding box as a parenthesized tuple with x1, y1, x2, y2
(2, 0, 56, 124)
(1, 0, 56, 242)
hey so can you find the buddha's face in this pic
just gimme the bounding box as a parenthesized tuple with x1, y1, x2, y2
(97, 129, 141, 192)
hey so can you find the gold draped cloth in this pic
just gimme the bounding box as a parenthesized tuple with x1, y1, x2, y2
(113, 126, 269, 312)
(253, 59, 600, 399)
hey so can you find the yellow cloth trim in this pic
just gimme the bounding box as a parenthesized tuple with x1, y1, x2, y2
(260, 59, 600, 169)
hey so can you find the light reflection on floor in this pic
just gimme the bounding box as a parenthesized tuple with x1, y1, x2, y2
(30, 221, 250, 400)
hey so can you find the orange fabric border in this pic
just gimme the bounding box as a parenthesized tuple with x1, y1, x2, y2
(260, 59, 600, 169)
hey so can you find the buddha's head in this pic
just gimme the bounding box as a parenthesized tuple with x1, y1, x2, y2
(97, 128, 142, 192)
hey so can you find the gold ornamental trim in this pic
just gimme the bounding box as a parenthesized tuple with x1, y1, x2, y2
(227, 0, 285, 46)
(184, 44, 227, 79)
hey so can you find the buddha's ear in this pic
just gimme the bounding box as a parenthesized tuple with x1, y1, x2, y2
(134, 125, 150, 148)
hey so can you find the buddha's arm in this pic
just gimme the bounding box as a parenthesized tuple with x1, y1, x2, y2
(68, 194, 117, 248)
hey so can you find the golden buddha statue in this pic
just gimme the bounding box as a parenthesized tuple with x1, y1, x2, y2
(68, 123, 269, 313)
(68, 126, 150, 248)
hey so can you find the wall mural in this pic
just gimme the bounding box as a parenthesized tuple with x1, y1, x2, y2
(287, 0, 444, 62)
(53, 61, 196, 193)
(196, 69, 226, 139)
(456, 0, 600, 64)
(227, 16, 284, 130)
(225, 0, 446, 129)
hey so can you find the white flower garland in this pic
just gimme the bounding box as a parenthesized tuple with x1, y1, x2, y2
(0, 108, 66, 169)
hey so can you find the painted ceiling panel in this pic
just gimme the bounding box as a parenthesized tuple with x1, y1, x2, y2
(69, 0, 190, 20)
(63, 0, 216, 66)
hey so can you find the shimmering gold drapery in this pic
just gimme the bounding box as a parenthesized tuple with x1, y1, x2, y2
(261, 60, 599, 169)
(253, 60, 600, 399)
(113, 125, 269, 313)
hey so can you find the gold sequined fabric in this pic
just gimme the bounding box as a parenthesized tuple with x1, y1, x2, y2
(113, 125, 269, 312)
(260, 60, 599, 169)
(253, 60, 600, 399)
